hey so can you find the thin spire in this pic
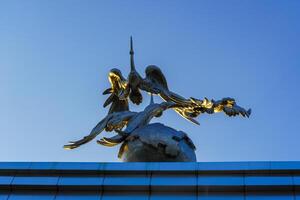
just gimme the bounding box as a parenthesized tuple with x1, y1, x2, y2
(150, 93, 154, 105)
(130, 36, 136, 71)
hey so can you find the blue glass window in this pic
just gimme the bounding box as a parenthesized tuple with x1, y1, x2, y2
(104, 163, 147, 171)
(245, 175, 293, 186)
(198, 192, 244, 199)
(58, 176, 103, 186)
(0, 176, 14, 185)
(246, 192, 294, 200)
(30, 162, 55, 170)
(12, 176, 58, 186)
(151, 173, 197, 192)
(152, 173, 197, 186)
(0, 192, 9, 200)
(103, 174, 150, 190)
(147, 162, 197, 171)
(150, 192, 196, 200)
(102, 191, 149, 200)
(295, 192, 300, 200)
(54, 162, 102, 171)
(8, 191, 55, 200)
(0, 162, 30, 170)
(55, 191, 101, 200)
(198, 175, 244, 186)
(198, 162, 248, 171)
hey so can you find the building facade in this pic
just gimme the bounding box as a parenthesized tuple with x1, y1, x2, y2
(0, 161, 300, 199)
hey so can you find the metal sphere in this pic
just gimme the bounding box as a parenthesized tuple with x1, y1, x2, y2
(120, 123, 196, 162)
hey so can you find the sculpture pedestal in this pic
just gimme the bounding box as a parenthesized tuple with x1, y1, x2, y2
(120, 123, 196, 162)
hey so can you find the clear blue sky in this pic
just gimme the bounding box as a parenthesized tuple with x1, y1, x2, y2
(0, 0, 299, 162)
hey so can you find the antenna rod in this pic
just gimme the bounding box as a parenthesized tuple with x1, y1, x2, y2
(130, 36, 136, 71)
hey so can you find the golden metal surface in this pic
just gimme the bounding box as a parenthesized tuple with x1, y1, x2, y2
(64, 37, 251, 161)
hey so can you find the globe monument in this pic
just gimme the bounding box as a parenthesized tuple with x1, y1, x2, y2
(64, 37, 251, 162)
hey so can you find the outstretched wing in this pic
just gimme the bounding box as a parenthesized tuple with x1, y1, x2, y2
(63, 115, 111, 150)
(96, 112, 138, 147)
(64, 110, 137, 150)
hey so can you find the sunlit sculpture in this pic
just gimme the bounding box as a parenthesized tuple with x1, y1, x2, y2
(64, 37, 251, 162)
